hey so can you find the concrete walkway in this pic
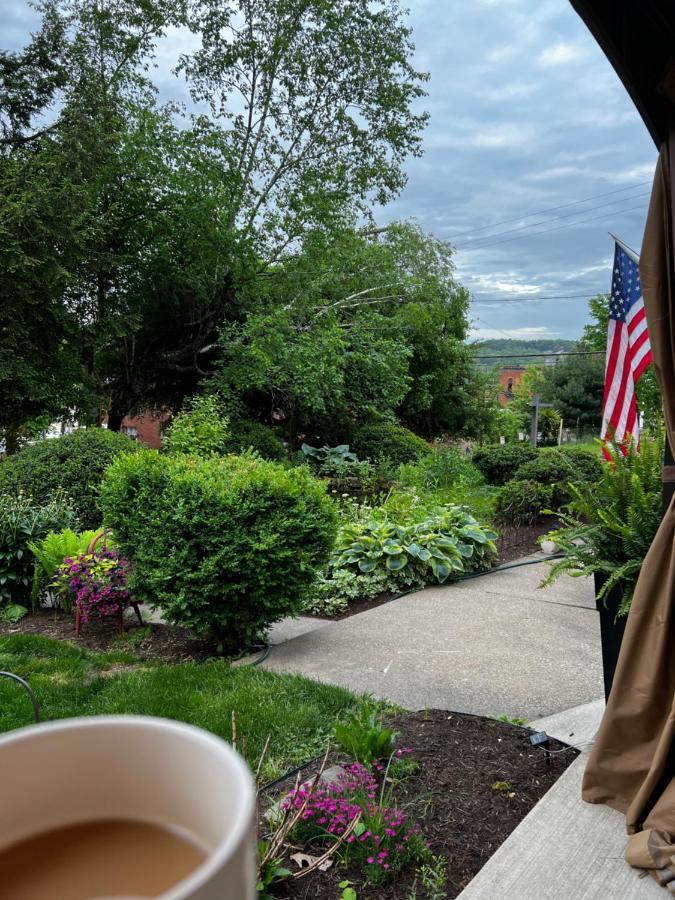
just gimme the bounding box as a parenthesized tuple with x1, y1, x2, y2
(263, 558, 603, 720)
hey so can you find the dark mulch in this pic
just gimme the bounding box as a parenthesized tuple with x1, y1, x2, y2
(496, 515, 558, 565)
(269, 710, 577, 899)
(0, 609, 220, 664)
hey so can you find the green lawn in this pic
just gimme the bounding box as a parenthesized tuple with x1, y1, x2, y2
(0, 635, 368, 780)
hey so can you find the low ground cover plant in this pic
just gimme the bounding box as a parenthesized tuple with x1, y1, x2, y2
(0, 430, 138, 529)
(101, 450, 337, 649)
(283, 763, 428, 887)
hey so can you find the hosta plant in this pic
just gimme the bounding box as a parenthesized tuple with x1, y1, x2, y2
(540, 434, 663, 616)
(333, 506, 497, 584)
(301, 444, 359, 466)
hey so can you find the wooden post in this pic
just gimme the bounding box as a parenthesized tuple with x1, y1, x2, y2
(530, 395, 540, 448)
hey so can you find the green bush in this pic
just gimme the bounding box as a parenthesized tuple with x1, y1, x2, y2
(514, 449, 599, 507)
(163, 395, 230, 457)
(397, 447, 483, 491)
(333, 506, 497, 584)
(0, 493, 77, 604)
(351, 422, 429, 466)
(495, 480, 554, 526)
(555, 446, 603, 482)
(472, 444, 537, 486)
(100, 451, 337, 648)
(225, 420, 286, 461)
(0, 430, 138, 529)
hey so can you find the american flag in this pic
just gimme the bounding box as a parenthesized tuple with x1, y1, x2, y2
(600, 239, 653, 452)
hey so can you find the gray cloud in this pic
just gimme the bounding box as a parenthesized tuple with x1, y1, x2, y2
(2, 0, 656, 340)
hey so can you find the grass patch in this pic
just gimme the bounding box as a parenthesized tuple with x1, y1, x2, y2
(0, 635, 368, 780)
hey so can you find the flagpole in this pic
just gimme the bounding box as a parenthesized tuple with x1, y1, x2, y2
(608, 231, 640, 263)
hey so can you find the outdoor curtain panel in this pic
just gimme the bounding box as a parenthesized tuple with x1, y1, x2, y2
(582, 137, 675, 890)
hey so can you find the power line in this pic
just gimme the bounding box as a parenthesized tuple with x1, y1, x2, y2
(447, 180, 651, 240)
(472, 350, 604, 360)
(454, 193, 650, 250)
(456, 200, 648, 251)
(470, 291, 604, 303)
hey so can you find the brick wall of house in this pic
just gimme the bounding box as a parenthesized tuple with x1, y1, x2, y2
(120, 411, 170, 449)
(497, 366, 526, 407)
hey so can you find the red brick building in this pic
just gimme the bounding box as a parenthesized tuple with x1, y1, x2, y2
(497, 366, 526, 407)
(119, 411, 170, 449)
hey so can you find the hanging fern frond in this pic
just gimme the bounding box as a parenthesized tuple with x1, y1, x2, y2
(540, 431, 664, 616)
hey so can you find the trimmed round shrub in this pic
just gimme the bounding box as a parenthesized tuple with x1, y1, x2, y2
(555, 446, 602, 482)
(495, 480, 554, 526)
(472, 444, 537, 486)
(0, 430, 139, 529)
(225, 420, 286, 461)
(100, 451, 337, 649)
(351, 422, 429, 466)
(514, 449, 599, 507)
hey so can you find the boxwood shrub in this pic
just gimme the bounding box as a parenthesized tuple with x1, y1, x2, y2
(225, 420, 286, 461)
(351, 422, 429, 466)
(0, 430, 139, 529)
(514, 449, 601, 507)
(472, 444, 537, 486)
(495, 480, 554, 526)
(100, 451, 337, 649)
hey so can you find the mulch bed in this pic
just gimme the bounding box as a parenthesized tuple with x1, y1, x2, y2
(0, 610, 220, 665)
(267, 709, 577, 899)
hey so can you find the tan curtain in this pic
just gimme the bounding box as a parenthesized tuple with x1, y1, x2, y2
(581, 140, 675, 882)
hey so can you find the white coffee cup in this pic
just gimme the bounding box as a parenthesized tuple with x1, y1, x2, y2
(0, 715, 256, 899)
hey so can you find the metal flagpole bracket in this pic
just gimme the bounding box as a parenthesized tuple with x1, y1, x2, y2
(0, 671, 41, 723)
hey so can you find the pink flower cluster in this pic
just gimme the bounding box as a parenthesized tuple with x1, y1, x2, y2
(53, 550, 131, 622)
(284, 762, 423, 876)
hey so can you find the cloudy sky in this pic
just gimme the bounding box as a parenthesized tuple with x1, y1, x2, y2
(3, 0, 656, 341)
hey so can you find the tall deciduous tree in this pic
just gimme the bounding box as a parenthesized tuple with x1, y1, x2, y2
(1, 0, 430, 433)
(214, 222, 490, 443)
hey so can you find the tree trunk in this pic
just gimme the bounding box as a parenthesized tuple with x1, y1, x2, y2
(4, 429, 20, 455)
(106, 406, 126, 432)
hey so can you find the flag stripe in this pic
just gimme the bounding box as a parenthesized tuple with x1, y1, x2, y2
(600, 241, 653, 454)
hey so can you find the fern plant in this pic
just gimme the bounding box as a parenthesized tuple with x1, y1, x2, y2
(540, 433, 663, 616)
(28, 528, 103, 610)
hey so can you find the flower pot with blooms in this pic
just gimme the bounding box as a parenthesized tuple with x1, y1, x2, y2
(53, 549, 131, 632)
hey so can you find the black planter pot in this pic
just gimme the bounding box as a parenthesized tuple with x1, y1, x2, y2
(594, 572, 628, 702)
